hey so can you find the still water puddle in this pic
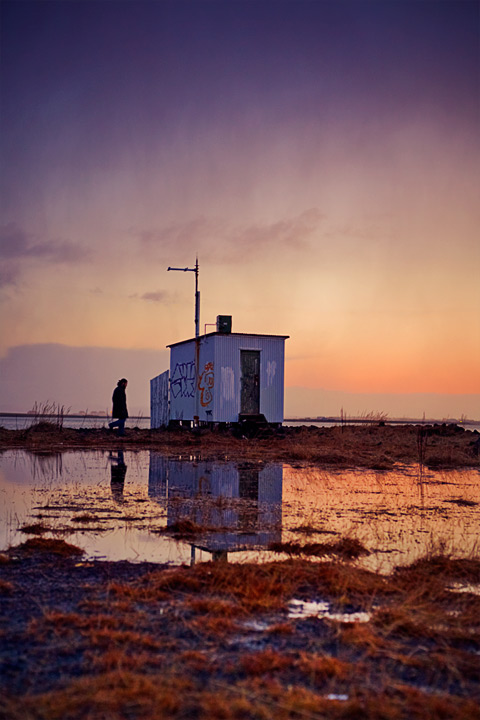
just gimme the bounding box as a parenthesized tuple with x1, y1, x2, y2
(0, 449, 478, 569)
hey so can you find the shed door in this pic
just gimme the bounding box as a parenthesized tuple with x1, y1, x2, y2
(240, 350, 260, 414)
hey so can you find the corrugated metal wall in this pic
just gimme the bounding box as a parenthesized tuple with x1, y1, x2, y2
(147, 456, 283, 554)
(169, 341, 197, 421)
(150, 370, 169, 428)
(214, 334, 286, 423)
(167, 333, 286, 424)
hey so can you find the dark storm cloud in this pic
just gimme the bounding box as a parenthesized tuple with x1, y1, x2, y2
(0, 223, 90, 263)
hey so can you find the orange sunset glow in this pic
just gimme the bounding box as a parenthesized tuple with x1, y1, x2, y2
(1, 0, 479, 419)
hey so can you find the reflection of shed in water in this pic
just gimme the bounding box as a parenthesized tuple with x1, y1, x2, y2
(150, 316, 289, 428)
(148, 455, 282, 560)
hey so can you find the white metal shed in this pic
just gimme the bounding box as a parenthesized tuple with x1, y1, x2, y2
(150, 317, 288, 427)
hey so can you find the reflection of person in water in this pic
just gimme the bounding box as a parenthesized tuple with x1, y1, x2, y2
(110, 450, 127, 501)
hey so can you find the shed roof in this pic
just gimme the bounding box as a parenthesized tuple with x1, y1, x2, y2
(167, 331, 289, 349)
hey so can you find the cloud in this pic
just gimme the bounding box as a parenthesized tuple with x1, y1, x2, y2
(0, 223, 91, 292)
(140, 291, 168, 303)
(0, 261, 21, 289)
(128, 290, 170, 303)
(0, 223, 90, 263)
(131, 208, 324, 263)
(0, 343, 169, 414)
(135, 291, 169, 303)
(230, 208, 324, 257)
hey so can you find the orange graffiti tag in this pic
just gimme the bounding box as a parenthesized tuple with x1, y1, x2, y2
(198, 362, 214, 406)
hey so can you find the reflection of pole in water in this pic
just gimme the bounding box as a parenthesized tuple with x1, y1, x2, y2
(415, 426, 428, 523)
(110, 450, 127, 501)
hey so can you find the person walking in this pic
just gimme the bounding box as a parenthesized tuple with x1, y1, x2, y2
(109, 378, 128, 436)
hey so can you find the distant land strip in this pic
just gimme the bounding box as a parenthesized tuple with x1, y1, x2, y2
(0, 413, 478, 426)
(284, 417, 480, 425)
(0, 413, 145, 420)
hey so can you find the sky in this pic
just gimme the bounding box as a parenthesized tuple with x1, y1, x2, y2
(1, 0, 479, 418)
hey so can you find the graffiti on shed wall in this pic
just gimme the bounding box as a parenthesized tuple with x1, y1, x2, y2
(170, 361, 196, 398)
(221, 366, 235, 402)
(266, 360, 277, 386)
(198, 361, 214, 406)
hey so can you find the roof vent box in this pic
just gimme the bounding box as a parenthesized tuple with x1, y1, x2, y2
(216, 315, 232, 333)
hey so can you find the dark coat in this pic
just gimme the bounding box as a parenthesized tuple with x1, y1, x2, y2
(112, 385, 128, 419)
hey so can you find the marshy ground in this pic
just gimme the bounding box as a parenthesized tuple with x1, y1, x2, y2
(1, 540, 479, 719)
(0, 423, 479, 718)
(1, 422, 479, 469)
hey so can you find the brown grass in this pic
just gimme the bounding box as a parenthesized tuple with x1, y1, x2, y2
(19, 522, 51, 535)
(1, 424, 478, 469)
(13, 537, 84, 556)
(0, 579, 14, 595)
(70, 514, 99, 523)
(185, 596, 244, 617)
(14, 672, 194, 720)
(269, 537, 370, 559)
(297, 652, 353, 683)
(394, 555, 480, 584)
(2, 546, 480, 720)
(237, 648, 295, 675)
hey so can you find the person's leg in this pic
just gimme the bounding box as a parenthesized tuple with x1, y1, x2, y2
(109, 419, 120, 430)
(117, 418, 126, 436)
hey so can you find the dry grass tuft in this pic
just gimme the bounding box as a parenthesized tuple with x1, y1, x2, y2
(160, 518, 207, 537)
(338, 623, 387, 653)
(87, 628, 161, 651)
(0, 579, 14, 596)
(395, 555, 480, 584)
(19, 522, 51, 535)
(70, 514, 99, 523)
(297, 652, 353, 683)
(269, 537, 369, 559)
(178, 650, 214, 672)
(189, 615, 239, 638)
(237, 648, 295, 675)
(29, 611, 122, 639)
(267, 622, 294, 635)
(13, 537, 84, 556)
(185, 596, 244, 617)
(19, 671, 194, 720)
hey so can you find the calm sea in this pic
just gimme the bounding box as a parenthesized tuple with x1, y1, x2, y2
(0, 415, 150, 430)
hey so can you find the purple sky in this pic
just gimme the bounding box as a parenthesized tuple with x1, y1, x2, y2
(1, 0, 479, 417)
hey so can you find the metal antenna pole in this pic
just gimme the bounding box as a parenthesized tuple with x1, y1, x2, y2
(167, 257, 201, 427)
(194, 256, 199, 339)
(167, 257, 200, 338)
